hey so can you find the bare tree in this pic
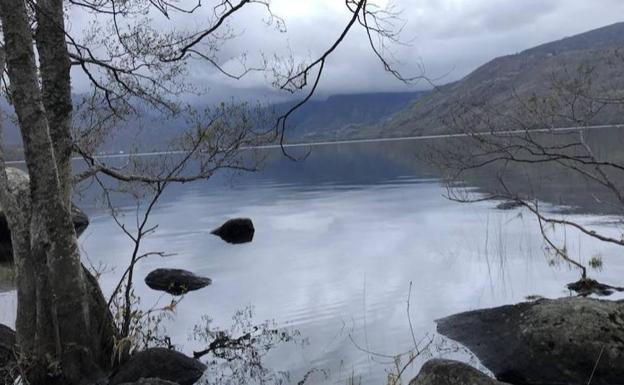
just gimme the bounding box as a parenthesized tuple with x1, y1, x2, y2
(0, 0, 417, 384)
(432, 60, 624, 294)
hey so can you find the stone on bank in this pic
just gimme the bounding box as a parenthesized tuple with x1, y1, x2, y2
(436, 297, 624, 385)
(409, 359, 508, 385)
(109, 348, 206, 385)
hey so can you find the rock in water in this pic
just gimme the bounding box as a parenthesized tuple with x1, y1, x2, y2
(145, 269, 212, 295)
(436, 297, 624, 385)
(409, 359, 507, 385)
(0, 167, 90, 263)
(0, 324, 16, 382)
(71, 204, 90, 236)
(495, 200, 523, 210)
(567, 277, 624, 297)
(211, 218, 255, 244)
(109, 348, 206, 385)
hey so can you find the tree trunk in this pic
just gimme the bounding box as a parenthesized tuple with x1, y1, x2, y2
(35, 0, 74, 205)
(0, 1, 114, 383)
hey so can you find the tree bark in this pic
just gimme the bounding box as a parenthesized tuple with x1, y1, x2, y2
(35, 0, 74, 206)
(0, 1, 113, 383)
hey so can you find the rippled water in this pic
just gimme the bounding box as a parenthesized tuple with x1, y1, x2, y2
(2, 136, 624, 384)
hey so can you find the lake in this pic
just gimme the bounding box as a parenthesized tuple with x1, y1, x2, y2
(2, 131, 624, 385)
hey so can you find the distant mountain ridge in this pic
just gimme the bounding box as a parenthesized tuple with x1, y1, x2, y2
(1, 90, 424, 156)
(277, 91, 425, 140)
(350, 22, 624, 139)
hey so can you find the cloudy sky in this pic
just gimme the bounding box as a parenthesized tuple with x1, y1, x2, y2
(68, 0, 624, 101)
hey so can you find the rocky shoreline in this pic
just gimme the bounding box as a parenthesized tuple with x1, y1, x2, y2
(0, 169, 621, 385)
(409, 296, 624, 385)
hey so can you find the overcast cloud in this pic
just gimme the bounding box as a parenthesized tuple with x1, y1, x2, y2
(68, 0, 624, 101)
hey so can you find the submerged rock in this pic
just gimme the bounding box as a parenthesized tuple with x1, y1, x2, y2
(495, 200, 523, 210)
(409, 359, 507, 385)
(0, 167, 90, 263)
(145, 269, 212, 296)
(109, 348, 206, 385)
(436, 297, 624, 385)
(567, 277, 624, 297)
(211, 218, 255, 244)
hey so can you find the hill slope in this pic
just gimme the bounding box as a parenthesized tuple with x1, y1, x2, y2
(0, 91, 424, 157)
(278, 91, 425, 140)
(358, 22, 624, 138)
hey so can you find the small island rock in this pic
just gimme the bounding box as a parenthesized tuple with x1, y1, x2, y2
(211, 218, 255, 244)
(145, 269, 212, 295)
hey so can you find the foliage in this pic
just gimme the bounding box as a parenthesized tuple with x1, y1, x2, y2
(191, 306, 305, 385)
(109, 283, 179, 362)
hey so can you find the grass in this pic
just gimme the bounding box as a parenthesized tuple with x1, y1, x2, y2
(588, 254, 604, 270)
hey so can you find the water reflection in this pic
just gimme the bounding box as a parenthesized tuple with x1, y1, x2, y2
(1, 131, 624, 384)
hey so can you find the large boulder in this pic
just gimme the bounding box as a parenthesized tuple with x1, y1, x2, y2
(211, 218, 255, 244)
(0, 324, 16, 383)
(436, 297, 624, 385)
(145, 269, 212, 296)
(409, 359, 507, 385)
(0, 167, 90, 263)
(109, 348, 206, 385)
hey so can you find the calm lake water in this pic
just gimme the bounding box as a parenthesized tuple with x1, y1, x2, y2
(2, 131, 624, 384)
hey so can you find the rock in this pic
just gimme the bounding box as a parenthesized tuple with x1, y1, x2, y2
(211, 218, 254, 244)
(0, 324, 16, 382)
(436, 297, 624, 385)
(567, 277, 624, 297)
(0, 168, 90, 263)
(109, 348, 206, 385)
(145, 269, 212, 296)
(409, 359, 507, 385)
(72, 204, 90, 236)
(0, 324, 15, 365)
(118, 379, 178, 385)
(495, 200, 523, 210)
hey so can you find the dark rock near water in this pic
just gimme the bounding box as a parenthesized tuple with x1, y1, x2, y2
(145, 269, 212, 295)
(495, 200, 523, 210)
(567, 277, 624, 297)
(0, 324, 16, 382)
(436, 297, 624, 385)
(409, 359, 507, 385)
(117, 379, 178, 385)
(0, 324, 15, 364)
(109, 348, 206, 385)
(0, 167, 90, 263)
(72, 204, 90, 236)
(211, 218, 254, 244)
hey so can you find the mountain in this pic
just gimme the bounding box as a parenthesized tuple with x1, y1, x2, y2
(277, 91, 425, 140)
(1, 91, 424, 157)
(353, 22, 624, 139)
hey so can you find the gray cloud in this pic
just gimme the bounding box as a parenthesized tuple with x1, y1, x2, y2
(68, 0, 624, 101)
